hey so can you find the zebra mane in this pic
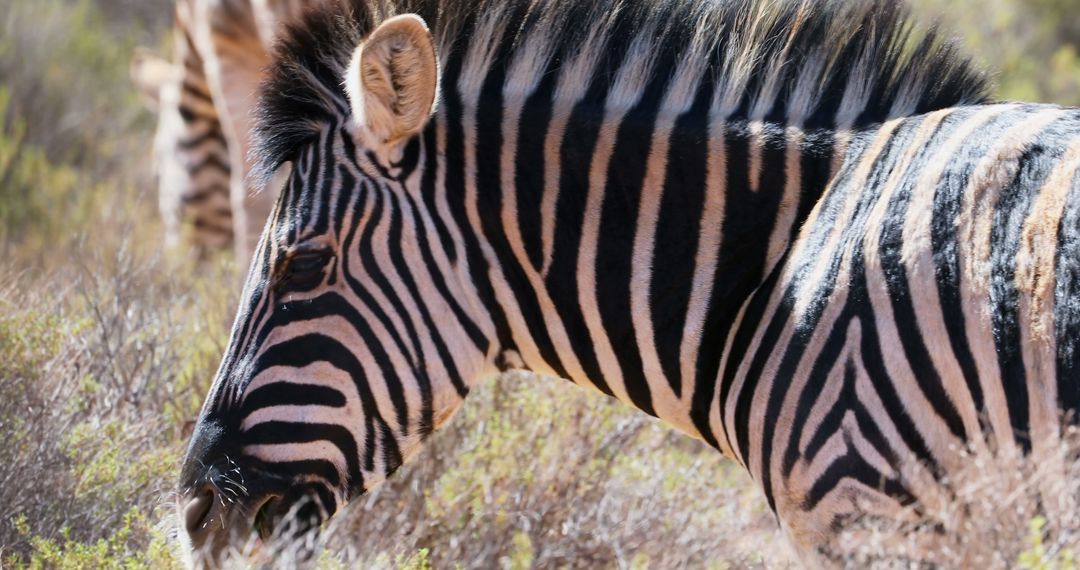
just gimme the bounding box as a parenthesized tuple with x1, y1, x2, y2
(252, 0, 991, 185)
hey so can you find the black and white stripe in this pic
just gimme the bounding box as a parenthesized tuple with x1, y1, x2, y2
(179, 0, 1080, 564)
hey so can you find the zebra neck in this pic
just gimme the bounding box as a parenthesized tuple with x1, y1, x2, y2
(452, 100, 847, 452)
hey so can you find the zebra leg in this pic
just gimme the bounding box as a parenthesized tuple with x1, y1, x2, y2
(192, 0, 274, 266)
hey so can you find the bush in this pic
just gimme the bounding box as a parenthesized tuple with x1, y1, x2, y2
(0, 0, 172, 259)
(832, 429, 1080, 569)
(319, 374, 776, 568)
(0, 247, 235, 565)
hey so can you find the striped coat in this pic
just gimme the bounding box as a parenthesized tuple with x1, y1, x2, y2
(173, 0, 1080, 566)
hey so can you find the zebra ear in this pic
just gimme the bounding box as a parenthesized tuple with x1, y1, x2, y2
(346, 14, 438, 149)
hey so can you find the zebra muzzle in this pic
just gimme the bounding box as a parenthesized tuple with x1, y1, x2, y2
(182, 478, 327, 568)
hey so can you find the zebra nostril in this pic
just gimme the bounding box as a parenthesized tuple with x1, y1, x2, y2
(184, 489, 215, 534)
(253, 495, 281, 540)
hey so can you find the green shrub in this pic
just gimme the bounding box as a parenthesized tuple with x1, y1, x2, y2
(0, 0, 150, 165)
(6, 508, 181, 570)
(0, 252, 233, 564)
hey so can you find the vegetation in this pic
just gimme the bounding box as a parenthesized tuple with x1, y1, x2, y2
(0, 0, 1078, 567)
(913, 0, 1080, 105)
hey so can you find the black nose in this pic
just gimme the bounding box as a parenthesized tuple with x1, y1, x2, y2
(184, 485, 216, 536)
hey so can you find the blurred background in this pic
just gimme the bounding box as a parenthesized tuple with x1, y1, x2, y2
(0, 0, 1077, 568)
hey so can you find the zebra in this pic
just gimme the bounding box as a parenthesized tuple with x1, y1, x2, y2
(177, 0, 1080, 565)
(131, 0, 311, 262)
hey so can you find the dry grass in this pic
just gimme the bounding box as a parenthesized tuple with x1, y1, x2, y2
(828, 433, 1080, 569)
(320, 373, 781, 569)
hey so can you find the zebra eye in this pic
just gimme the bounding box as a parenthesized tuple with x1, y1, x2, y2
(275, 249, 332, 293)
(290, 251, 328, 274)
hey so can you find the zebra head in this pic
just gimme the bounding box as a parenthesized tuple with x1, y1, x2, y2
(179, 13, 494, 565)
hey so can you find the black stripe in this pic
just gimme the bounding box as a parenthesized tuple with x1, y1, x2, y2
(233, 190, 288, 351)
(354, 184, 424, 375)
(654, 79, 712, 403)
(337, 180, 433, 433)
(177, 104, 218, 124)
(311, 130, 336, 236)
(294, 131, 323, 242)
(988, 118, 1074, 450)
(178, 126, 227, 151)
(714, 121, 797, 462)
(384, 187, 465, 399)
(217, 209, 278, 408)
(796, 360, 909, 492)
(514, 55, 559, 272)
(473, 17, 571, 382)
(400, 187, 490, 357)
(389, 137, 421, 181)
(440, 34, 517, 363)
(189, 154, 232, 177)
(262, 460, 342, 489)
(709, 127, 836, 457)
(802, 369, 917, 512)
(182, 77, 213, 103)
(252, 333, 385, 477)
(854, 259, 938, 471)
(930, 110, 1033, 443)
(192, 218, 233, 236)
(1056, 156, 1080, 415)
(243, 420, 361, 492)
(543, 59, 623, 398)
(595, 50, 684, 416)
(380, 421, 402, 476)
(313, 482, 338, 516)
(419, 122, 459, 264)
(180, 25, 202, 71)
(238, 383, 346, 421)
(752, 125, 916, 510)
(803, 450, 914, 511)
(307, 269, 413, 432)
(181, 184, 230, 205)
(786, 304, 858, 474)
(875, 115, 968, 442)
(252, 296, 407, 446)
(332, 162, 354, 237)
